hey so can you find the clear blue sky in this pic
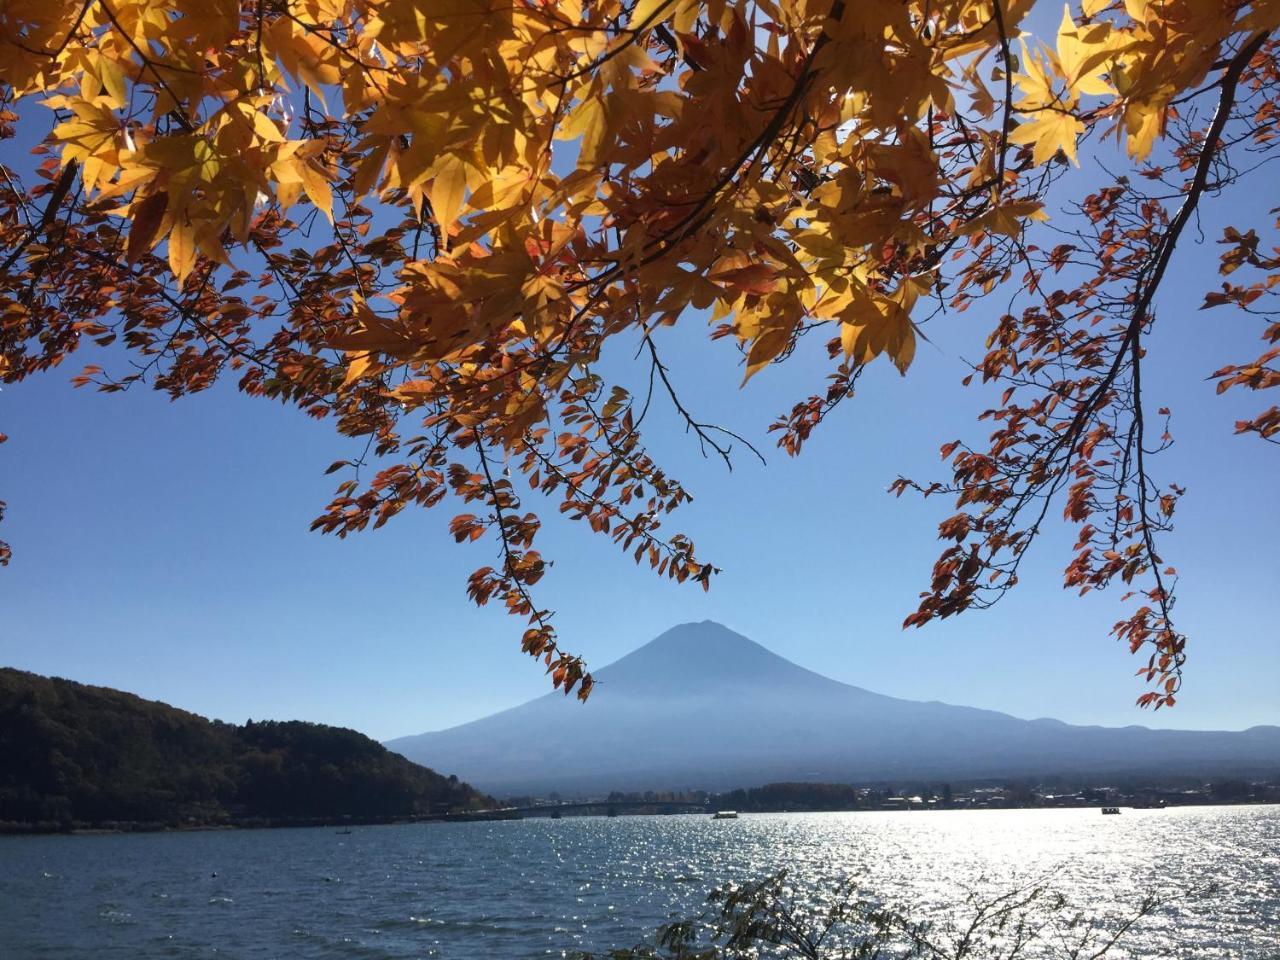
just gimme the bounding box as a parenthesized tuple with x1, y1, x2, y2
(2, 15, 1277, 741)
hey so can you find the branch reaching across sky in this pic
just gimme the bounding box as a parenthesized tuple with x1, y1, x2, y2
(1, 0, 1277, 703)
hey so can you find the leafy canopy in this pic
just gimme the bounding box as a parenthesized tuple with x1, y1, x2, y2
(2, 0, 1277, 705)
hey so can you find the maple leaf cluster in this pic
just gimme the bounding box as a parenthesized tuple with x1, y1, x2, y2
(1, 0, 1276, 704)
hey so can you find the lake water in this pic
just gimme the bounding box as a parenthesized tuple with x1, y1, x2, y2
(1, 806, 1277, 958)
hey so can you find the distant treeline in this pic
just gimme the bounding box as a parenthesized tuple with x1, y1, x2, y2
(0, 668, 490, 832)
(592, 775, 1280, 814)
(591, 783, 939, 812)
(714, 782, 869, 812)
(589, 784, 881, 812)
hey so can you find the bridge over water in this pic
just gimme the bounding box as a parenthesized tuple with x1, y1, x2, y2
(519, 800, 710, 818)
(444, 800, 711, 821)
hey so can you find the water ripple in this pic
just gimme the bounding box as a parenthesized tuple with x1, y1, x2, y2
(0, 806, 1276, 958)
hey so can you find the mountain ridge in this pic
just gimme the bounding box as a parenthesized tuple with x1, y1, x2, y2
(386, 621, 1280, 795)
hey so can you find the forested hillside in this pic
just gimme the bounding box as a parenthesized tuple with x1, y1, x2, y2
(0, 668, 489, 830)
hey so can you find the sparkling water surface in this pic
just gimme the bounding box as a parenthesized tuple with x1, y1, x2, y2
(1, 806, 1277, 958)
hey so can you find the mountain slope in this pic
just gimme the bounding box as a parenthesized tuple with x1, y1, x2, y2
(386, 621, 1280, 795)
(0, 668, 489, 829)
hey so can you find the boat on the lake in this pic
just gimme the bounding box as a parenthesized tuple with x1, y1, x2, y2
(1101, 807, 1121, 815)
(712, 810, 738, 819)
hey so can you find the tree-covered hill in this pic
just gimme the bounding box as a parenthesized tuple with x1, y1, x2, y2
(0, 668, 490, 830)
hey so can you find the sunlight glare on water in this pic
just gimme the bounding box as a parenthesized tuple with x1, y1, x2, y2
(0, 806, 1276, 959)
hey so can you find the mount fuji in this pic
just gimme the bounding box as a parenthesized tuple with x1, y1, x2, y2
(385, 621, 1280, 795)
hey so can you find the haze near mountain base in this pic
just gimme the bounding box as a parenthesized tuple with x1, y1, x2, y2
(386, 622, 1280, 796)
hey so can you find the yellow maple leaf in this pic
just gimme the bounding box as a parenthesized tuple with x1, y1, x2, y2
(427, 158, 468, 237)
(1055, 6, 1116, 101)
(959, 199, 1050, 237)
(1008, 111, 1085, 166)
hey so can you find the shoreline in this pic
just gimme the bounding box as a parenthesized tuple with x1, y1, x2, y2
(0, 811, 473, 837)
(3, 797, 1277, 837)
